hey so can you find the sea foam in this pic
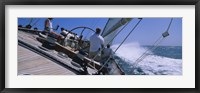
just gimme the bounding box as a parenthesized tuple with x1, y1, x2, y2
(111, 42, 182, 75)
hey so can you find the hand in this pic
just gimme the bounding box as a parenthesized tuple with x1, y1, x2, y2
(55, 25, 59, 30)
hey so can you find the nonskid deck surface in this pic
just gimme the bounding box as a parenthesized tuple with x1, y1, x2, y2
(18, 45, 76, 75)
(18, 31, 96, 75)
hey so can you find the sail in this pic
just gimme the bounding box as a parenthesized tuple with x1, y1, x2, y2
(102, 18, 132, 45)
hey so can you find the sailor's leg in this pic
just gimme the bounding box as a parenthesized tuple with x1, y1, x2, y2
(89, 51, 96, 59)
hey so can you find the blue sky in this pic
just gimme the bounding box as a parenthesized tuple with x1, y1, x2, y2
(18, 18, 182, 46)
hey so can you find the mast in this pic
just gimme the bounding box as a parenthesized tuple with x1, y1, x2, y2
(101, 18, 110, 36)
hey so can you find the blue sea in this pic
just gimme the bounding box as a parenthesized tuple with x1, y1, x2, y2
(145, 46, 182, 59)
(111, 43, 182, 75)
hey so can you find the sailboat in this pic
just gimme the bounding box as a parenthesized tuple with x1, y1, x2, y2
(18, 18, 172, 75)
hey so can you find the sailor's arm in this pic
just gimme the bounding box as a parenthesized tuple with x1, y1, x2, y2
(109, 49, 114, 58)
(52, 25, 59, 30)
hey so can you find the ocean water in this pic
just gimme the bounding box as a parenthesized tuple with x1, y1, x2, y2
(111, 42, 182, 75)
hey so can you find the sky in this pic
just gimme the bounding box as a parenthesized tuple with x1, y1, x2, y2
(18, 18, 182, 46)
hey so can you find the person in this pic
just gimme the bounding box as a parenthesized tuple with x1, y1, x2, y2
(77, 35, 83, 49)
(101, 44, 113, 62)
(99, 44, 113, 75)
(89, 28, 104, 61)
(44, 18, 53, 32)
(43, 18, 59, 33)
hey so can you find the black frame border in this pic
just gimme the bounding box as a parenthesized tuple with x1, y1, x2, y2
(0, 0, 199, 93)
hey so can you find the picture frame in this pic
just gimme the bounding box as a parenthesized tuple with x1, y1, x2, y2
(0, 0, 199, 93)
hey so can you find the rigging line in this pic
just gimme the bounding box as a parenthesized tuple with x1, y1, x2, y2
(20, 18, 26, 26)
(166, 18, 173, 32)
(134, 36, 163, 63)
(109, 64, 119, 75)
(85, 19, 96, 34)
(134, 38, 165, 66)
(32, 19, 41, 27)
(134, 39, 165, 67)
(93, 18, 101, 28)
(96, 18, 143, 72)
(25, 18, 29, 25)
(28, 18, 33, 25)
(133, 18, 173, 66)
(139, 38, 165, 61)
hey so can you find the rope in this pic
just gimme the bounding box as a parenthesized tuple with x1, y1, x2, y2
(32, 19, 41, 27)
(133, 37, 165, 66)
(134, 36, 162, 63)
(21, 18, 27, 26)
(28, 18, 33, 25)
(166, 18, 173, 32)
(133, 18, 173, 67)
(96, 18, 143, 73)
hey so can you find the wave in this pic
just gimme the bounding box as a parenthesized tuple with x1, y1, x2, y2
(111, 42, 182, 75)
